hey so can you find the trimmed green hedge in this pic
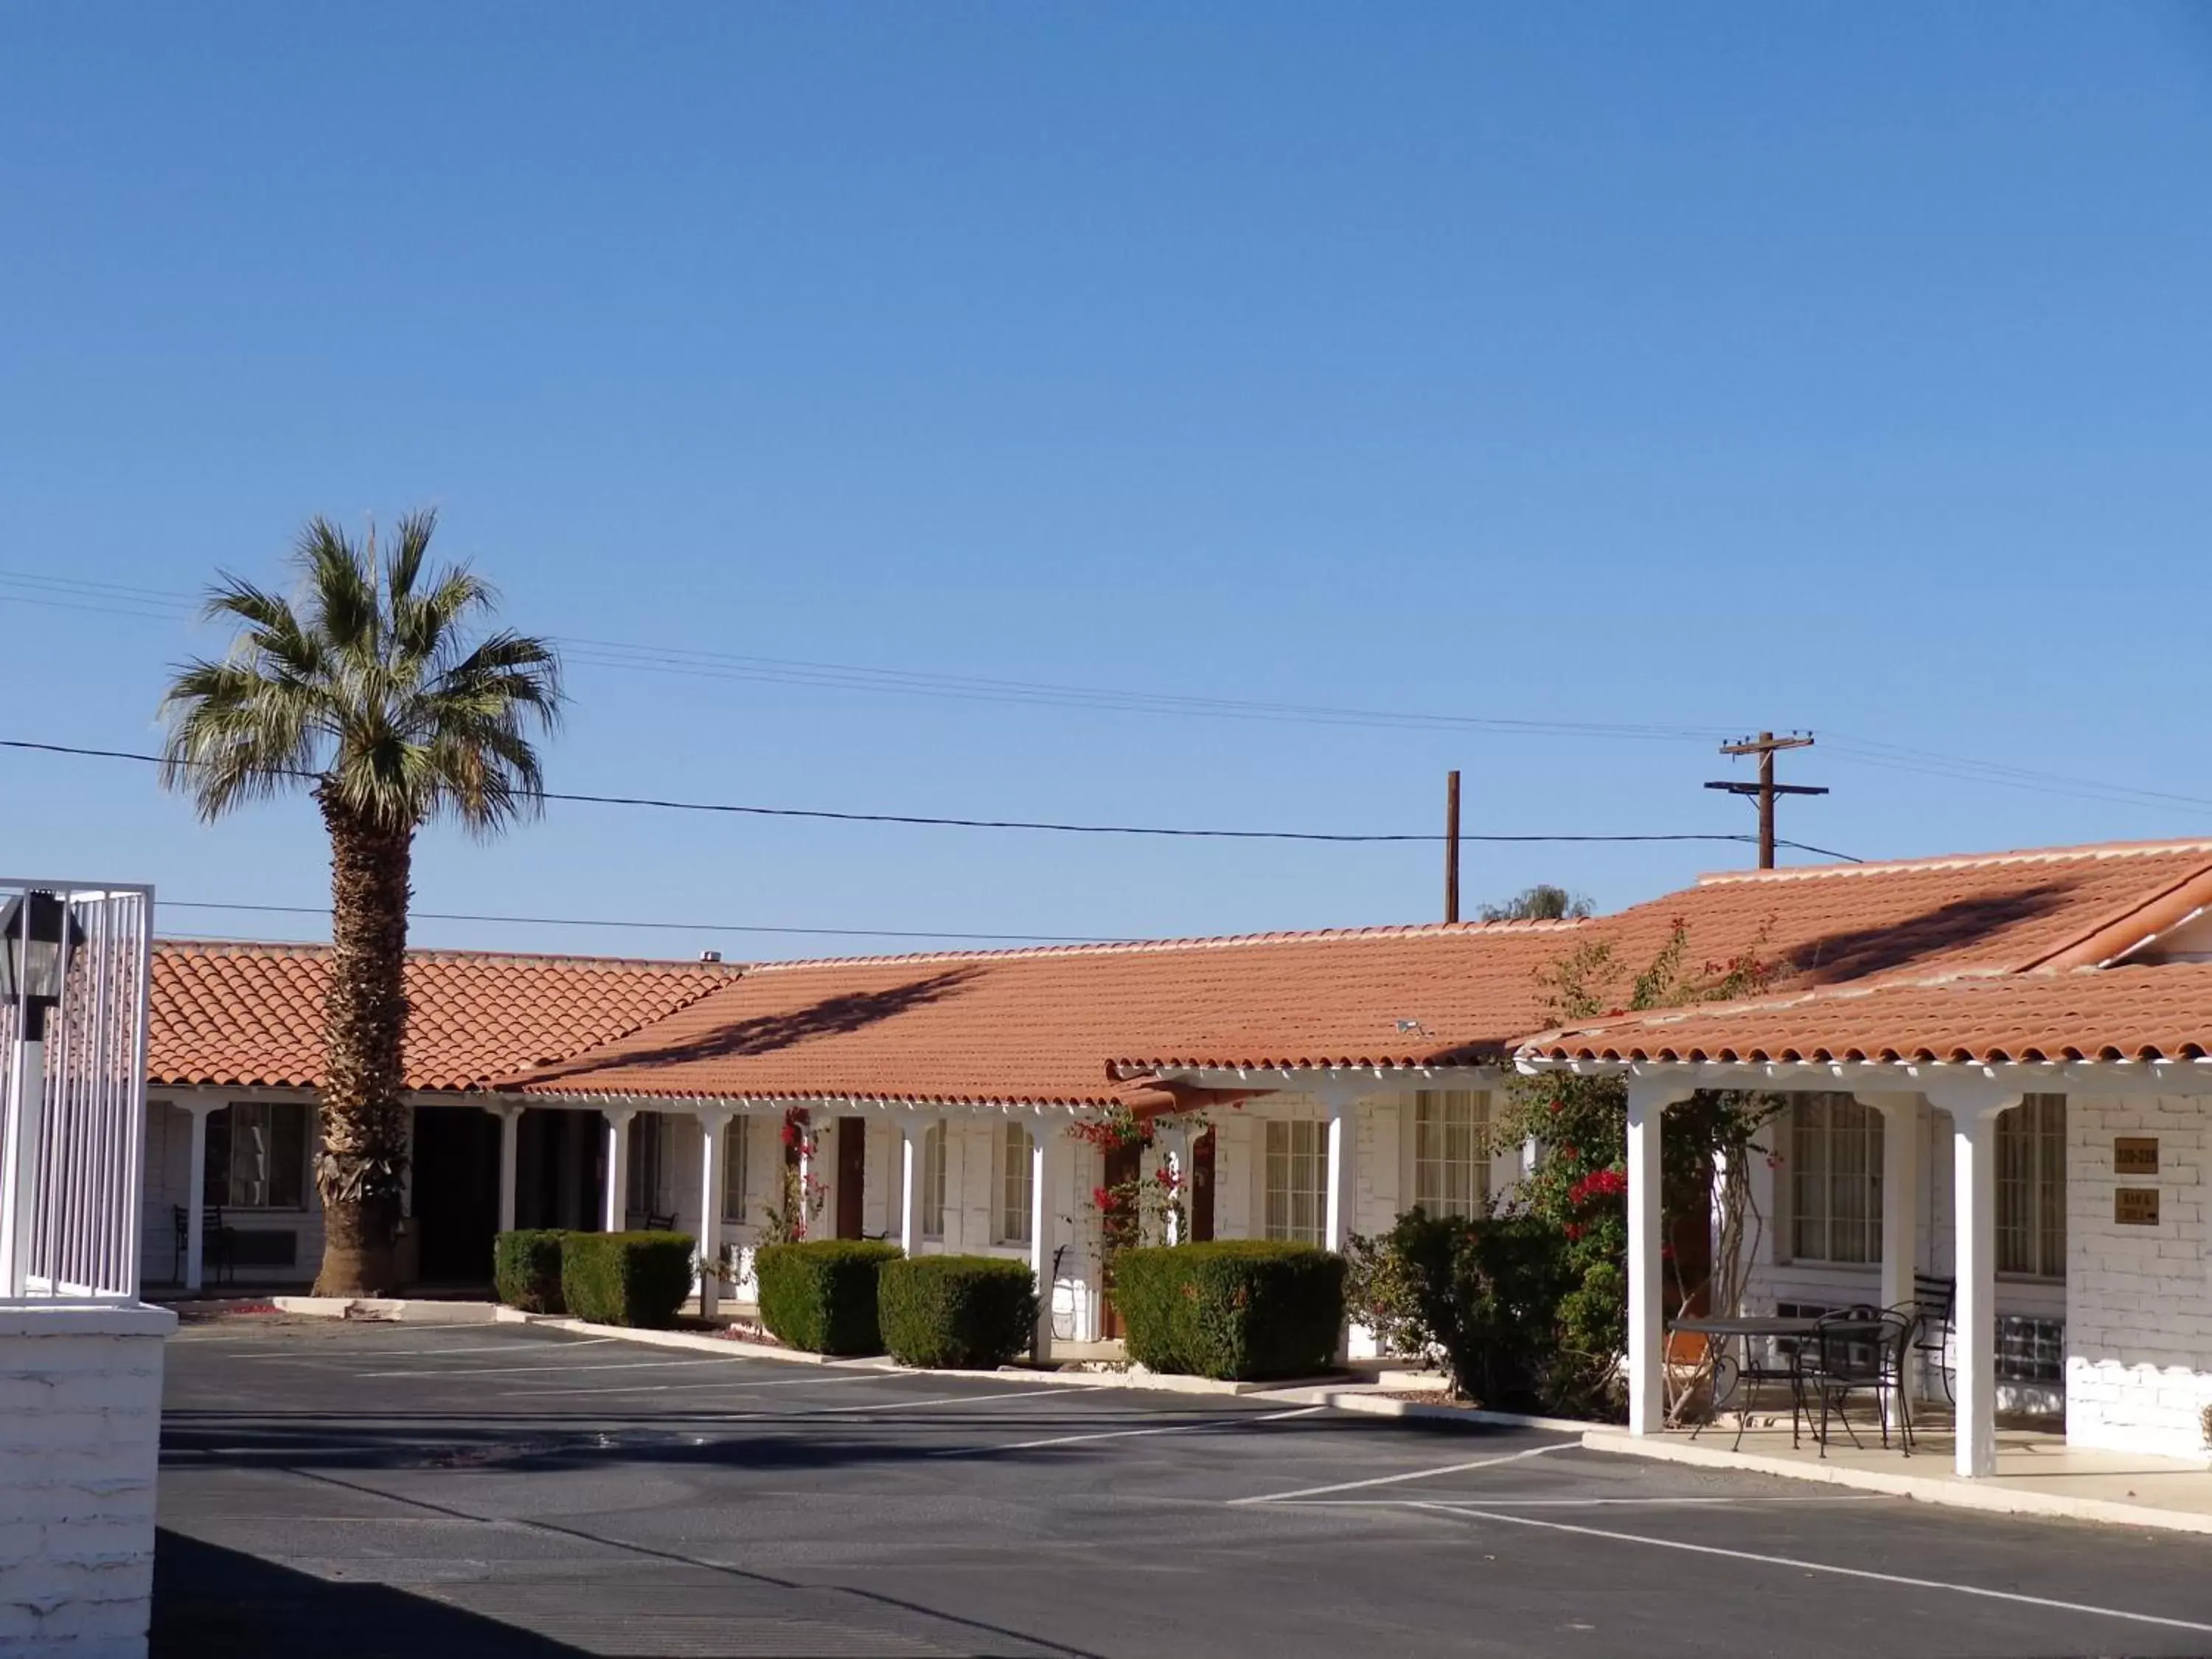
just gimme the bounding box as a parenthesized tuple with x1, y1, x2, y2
(1114, 1241, 1346, 1381)
(560, 1231, 696, 1328)
(756, 1239, 900, 1354)
(493, 1229, 568, 1314)
(879, 1255, 1038, 1369)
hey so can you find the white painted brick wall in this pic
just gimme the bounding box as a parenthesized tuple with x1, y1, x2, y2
(2065, 1093, 2212, 1459)
(0, 1302, 175, 1658)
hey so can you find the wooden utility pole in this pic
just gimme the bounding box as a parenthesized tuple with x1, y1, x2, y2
(1705, 732, 1826, 869)
(1444, 770, 1462, 923)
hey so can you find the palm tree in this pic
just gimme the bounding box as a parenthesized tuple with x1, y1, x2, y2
(160, 512, 562, 1295)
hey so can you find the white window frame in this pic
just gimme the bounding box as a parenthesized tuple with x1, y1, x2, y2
(720, 1118, 751, 1227)
(1787, 1094, 1882, 1265)
(1997, 1093, 2065, 1281)
(1412, 1090, 1489, 1220)
(204, 1099, 310, 1211)
(998, 1121, 1034, 1246)
(920, 1121, 947, 1241)
(1265, 1119, 1327, 1244)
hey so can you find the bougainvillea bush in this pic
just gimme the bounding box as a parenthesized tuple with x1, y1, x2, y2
(1350, 919, 1784, 1420)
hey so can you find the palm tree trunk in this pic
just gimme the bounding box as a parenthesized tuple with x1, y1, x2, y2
(313, 796, 414, 1295)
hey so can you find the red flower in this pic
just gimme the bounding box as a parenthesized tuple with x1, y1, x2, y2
(1660, 1244, 1675, 1261)
(1564, 1222, 1585, 1240)
(1559, 1145, 1580, 1162)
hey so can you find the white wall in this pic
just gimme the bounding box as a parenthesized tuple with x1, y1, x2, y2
(141, 1091, 327, 1288)
(2065, 1092, 2212, 1458)
(0, 1301, 174, 1655)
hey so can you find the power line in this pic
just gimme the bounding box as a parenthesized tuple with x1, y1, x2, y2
(157, 900, 1109, 945)
(0, 571, 1729, 743)
(0, 735, 1863, 859)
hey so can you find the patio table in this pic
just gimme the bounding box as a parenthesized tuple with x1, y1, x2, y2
(1667, 1314, 1821, 1444)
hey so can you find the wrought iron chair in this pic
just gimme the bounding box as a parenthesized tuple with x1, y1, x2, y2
(1795, 1307, 1915, 1457)
(1911, 1273, 1956, 1402)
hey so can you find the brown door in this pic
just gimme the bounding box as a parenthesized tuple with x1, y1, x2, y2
(1189, 1130, 1216, 1242)
(1099, 1141, 1143, 1338)
(835, 1117, 866, 1239)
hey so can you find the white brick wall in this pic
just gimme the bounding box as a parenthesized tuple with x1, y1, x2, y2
(0, 1302, 175, 1658)
(2065, 1093, 2212, 1459)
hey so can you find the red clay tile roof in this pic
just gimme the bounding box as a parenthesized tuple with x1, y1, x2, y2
(1595, 838, 2212, 990)
(150, 837, 2212, 1107)
(150, 942, 743, 1093)
(1516, 964, 2212, 1067)
(504, 921, 1587, 1107)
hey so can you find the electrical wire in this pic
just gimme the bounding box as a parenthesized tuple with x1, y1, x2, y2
(156, 899, 1110, 945)
(0, 735, 1861, 860)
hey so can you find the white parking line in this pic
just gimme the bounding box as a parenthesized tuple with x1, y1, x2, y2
(355, 1354, 750, 1378)
(254, 1338, 618, 1363)
(953, 1402, 1326, 1455)
(1413, 1506, 2212, 1635)
(507, 1371, 900, 1398)
(1283, 1495, 1885, 1509)
(1231, 1441, 1574, 1504)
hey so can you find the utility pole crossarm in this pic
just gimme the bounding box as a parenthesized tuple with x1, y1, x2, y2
(1705, 730, 1826, 870)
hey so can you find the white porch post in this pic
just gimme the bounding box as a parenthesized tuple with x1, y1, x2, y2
(1164, 1121, 1190, 1247)
(1858, 1093, 1922, 1332)
(1321, 1091, 1354, 1253)
(602, 1107, 634, 1233)
(1029, 1119, 1058, 1359)
(796, 1123, 814, 1240)
(182, 1099, 220, 1293)
(486, 1102, 521, 1237)
(697, 1107, 731, 1318)
(898, 1117, 919, 1256)
(1626, 1075, 1691, 1436)
(1927, 1082, 2020, 1479)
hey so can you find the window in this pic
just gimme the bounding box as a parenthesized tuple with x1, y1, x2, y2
(1998, 1093, 2065, 1279)
(204, 1101, 308, 1210)
(1789, 1094, 1882, 1264)
(720, 1119, 750, 1225)
(999, 1122, 1034, 1245)
(1413, 1091, 1488, 1220)
(627, 1113, 669, 1220)
(919, 1121, 947, 1240)
(1265, 1119, 1328, 1244)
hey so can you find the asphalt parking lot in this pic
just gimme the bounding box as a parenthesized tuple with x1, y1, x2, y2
(156, 1317, 2212, 1658)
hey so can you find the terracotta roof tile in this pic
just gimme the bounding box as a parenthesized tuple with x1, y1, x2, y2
(507, 920, 1587, 1107)
(150, 942, 742, 1093)
(1517, 965, 2212, 1067)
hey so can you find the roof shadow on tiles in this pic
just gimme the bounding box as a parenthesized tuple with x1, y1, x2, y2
(518, 967, 981, 1085)
(1777, 886, 2075, 986)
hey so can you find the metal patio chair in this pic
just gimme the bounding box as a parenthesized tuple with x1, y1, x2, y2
(1795, 1307, 1915, 1457)
(1911, 1273, 1956, 1403)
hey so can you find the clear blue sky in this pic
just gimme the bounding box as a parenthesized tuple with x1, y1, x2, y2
(4, 4, 2209, 960)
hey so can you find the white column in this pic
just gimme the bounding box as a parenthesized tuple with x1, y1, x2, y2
(1924, 1081, 2019, 1479)
(1029, 1120, 1057, 1359)
(697, 1108, 731, 1318)
(0, 1034, 44, 1297)
(602, 1107, 635, 1233)
(487, 1103, 521, 1237)
(1858, 1094, 1922, 1326)
(1626, 1075, 1692, 1436)
(1322, 1093, 1353, 1253)
(183, 1099, 220, 1293)
(796, 1124, 814, 1240)
(898, 1118, 919, 1256)
(1164, 1121, 1189, 1247)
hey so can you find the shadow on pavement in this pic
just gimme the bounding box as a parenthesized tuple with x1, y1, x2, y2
(153, 1530, 587, 1659)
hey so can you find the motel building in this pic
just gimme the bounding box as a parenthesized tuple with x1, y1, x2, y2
(140, 836, 2212, 1478)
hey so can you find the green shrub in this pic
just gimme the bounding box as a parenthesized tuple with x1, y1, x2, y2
(1370, 1208, 1588, 1416)
(755, 1239, 900, 1354)
(559, 1231, 696, 1328)
(878, 1255, 1038, 1368)
(493, 1229, 568, 1313)
(1114, 1241, 1346, 1380)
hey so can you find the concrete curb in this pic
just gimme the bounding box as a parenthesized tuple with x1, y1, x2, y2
(1580, 1428, 2212, 1537)
(271, 1295, 499, 1324)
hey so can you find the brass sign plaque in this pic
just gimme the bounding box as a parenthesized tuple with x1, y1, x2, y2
(2115, 1137, 2160, 1175)
(2115, 1187, 2162, 1226)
